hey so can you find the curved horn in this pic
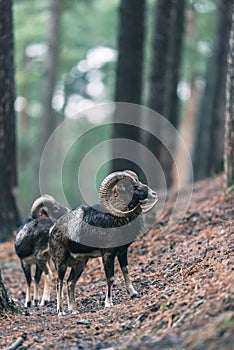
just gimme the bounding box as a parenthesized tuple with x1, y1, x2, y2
(99, 171, 139, 217)
(30, 194, 69, 220)
(30, 194, 56, 218)
(123, 170, 139, 181)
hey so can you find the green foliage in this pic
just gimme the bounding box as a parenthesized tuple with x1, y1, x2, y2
(182, 0, 217, 81)
(14, 0, 47, 101)
(14, 0, 118, 98)
(13, 0, 118, 215)
(13, 0, 218, 216)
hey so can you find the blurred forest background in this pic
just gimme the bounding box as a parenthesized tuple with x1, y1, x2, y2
(0, 0, 233, 241)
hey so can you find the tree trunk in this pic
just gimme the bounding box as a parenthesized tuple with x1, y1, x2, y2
(147, 0, 185, 188)
(224, 2, 234, 189)
(112, 0, 146, 175)
(0, 270, 16, 313)
(158, 0, 185, 187)
(0, 0, 20, 242)
(146, 0, 173, 188)
(193, 0, 233, 180)
(32, 0, 62, 198)
(193, 58, 216, 180)
(148, 0, 172, 115)
(209, 0, 232, 175)
(164, 0, 185, 129)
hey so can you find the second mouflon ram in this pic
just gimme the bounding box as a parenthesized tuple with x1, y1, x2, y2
(49, 170, 158, 315)
(15, 195, 69, 307)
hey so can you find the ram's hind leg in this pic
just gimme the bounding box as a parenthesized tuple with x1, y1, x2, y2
(67, 258, 88, 313)
(41, 263, 53, 306)
(117, 249, 138, 298)
(34, 265, 42, 306)
(57, 263, 67, 315)
(35, 254, 53, 306)
(21, 261, 32, 307)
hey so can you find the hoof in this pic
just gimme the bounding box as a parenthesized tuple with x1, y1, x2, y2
(71, 310, 79, 315)
(40, 299, 50, 307)
(68, 304, 77, 313)
(68, 308, 78, 314)
(33, 299, 40, 307)
(24, 300, 31, 308)
(58, 310, 65, 316)
(130, 291, 138, 299)
(105, 301, 113, 308)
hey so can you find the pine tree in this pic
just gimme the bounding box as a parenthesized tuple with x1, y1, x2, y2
(224, 2, 234, 189)
(0, 0, 20, 242)
(112, 0, 146, 175)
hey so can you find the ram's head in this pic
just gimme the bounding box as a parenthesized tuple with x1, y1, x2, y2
(99, 170, 158, 217)
(31, 194, 69, 221)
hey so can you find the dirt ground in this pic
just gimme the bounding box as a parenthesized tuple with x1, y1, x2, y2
(0, 175, 233, 350)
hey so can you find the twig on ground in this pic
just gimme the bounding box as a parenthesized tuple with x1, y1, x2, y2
(6, 333, 27, 350)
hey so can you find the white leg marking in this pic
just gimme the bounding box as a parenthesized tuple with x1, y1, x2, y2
(40, 265, 52, 306)
(105, 277, 114, 307)
(57, 280, 64, 315)
(105, 295, 113, 308)
(25, 285, 31, 307)
(33, 281, 39, 306)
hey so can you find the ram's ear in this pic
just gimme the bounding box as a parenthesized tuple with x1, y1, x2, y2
(111, 185, 119, 198)
(111, 182, 126, 198)
(38, 207, 49, 217)
(116, 181, 127, 193)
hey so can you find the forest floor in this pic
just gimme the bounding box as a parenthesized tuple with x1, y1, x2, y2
(0, 175, 234, 350)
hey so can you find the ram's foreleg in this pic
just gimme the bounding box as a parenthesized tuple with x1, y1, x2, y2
(117, 249, 138, 298)
(102, 252, 115, 307)
(56, 263, 67, 315)
(67, 258, 88, 313)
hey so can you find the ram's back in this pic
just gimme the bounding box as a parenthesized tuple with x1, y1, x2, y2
(50, 204, 144, 249)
